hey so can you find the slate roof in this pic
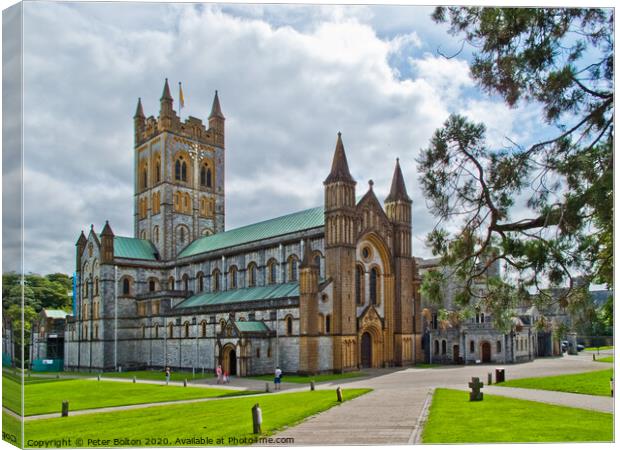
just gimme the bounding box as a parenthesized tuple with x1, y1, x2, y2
(175, 282, 299, 309)
(235, 321, 270, 333)
(43, 309, 70, 319)
(178, 206, 324, 258)
(114, 236, 159, 260)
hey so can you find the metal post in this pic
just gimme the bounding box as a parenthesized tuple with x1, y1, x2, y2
(114, 266, 118, 370)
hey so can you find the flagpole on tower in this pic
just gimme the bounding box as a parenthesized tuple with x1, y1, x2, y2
(178, 81, 185, 119)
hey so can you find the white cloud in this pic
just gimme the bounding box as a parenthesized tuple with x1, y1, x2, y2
(8, 2, 538, 274)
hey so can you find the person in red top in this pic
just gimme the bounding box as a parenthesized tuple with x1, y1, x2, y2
(216, 364, 223, 384)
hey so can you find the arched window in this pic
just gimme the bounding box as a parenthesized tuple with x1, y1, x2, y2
(168, 276, 175, 290)
(142, 325, 146, 339)
(200, 164, 213, 188)
(434, 340, 439, 355)
(153, 225, 159, 243)
(155, 161, 160, 182)
(212, 269, 220, 292)
(285, 316, 293, 336)
(94, 324, 99, 340)
(175, 157, 188, 182)
(201, 320, 207, 338)
(480, 313, 485, 323)
(197, 272, 204, 292)
(154, 324, 159, 338)
(229, 266, 238, 289)
(288, 255, 298, 282)
(168, 322, 174, 338)
(470, 340, 475, 353)
(178, 226, 186, 244)
(441, 340, 447, 355)
(313, 254, 322, 278)
(496, 340, 502, 353)
(267, 259, 277, 285)
(149, 279, 156, 292)
(318, 313, 325, 334)
(182, 274, 189, 292)
(247, 263, 257, 287)
(219, 319, 226, 333)
(94, 278, 99, 296)
(142, 168, 148, 189)
(122, 278, 131, 295)
(184, 322, 190, 338)
(355, 265, 364, 305)
(325, 314, 331, 334)
(369, 267, 378, 305)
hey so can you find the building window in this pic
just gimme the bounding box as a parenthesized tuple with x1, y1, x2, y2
(355, 265, 364, 305)
(149, 279, 156, 292)
(182, 274, 189, 292)
(288, 255, 298, 282)
(496, 340, 502, 353)
(152, 301, 160, 315)
(155, 324, 159, 338)
(197, 272, 204, 292)
(369, 267, 378, 305)
(229, 266, 238, 289)
(219, 319, 226, 333)
(212, 269, 220, 292)
(325, 314, 331, 334)
(94, 324, 99, 340)
(175, 157, 187, 182)
(122, 278, 131, 295)
(155, 161, 160, 182)
(441, 340, 447, 355)
(267, 346, 272, 358)
(480, 313, 485, 323)
(434, 340, 439, 355)
(201, 321, 207, 337)
(168, 322, 174, 338)
(142, 168, 148, 189)
(313, 252, 322, 278)
(200, 164, 212, 188)
(267, 259, 277, 285)
(285, 316, 293, 335)
(470, 340, 475, 353)
(256, 348, 260, 358)
(247, 263, 257, 287)
(153, 225, 159, 242)
(142, 325, 146, 339)
(184, 322, 190, 338)
(94, 278, 99, 296)
(168, 276, 175, 290)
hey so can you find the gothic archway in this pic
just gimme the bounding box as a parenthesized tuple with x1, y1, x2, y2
(361, 332, 372, 368)
(222, 344, 237, 376)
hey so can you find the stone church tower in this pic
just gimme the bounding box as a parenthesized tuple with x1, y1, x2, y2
(323, 133, 358, 373)
(133, 79, 226, 260)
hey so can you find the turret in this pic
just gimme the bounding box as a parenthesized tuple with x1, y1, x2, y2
(385, 158, 412, 257)
(76, 231, 87, 271)
(134, 97, 145, 145)
(100, 221, 115, 264)
(158, 78, 175, 131)
(208, 90, 225, 147)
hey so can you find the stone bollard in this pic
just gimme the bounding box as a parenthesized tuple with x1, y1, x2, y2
(184, 379, 187, 387)
(468, 377, 484, 401)
(97, 374, 100, 381)
(61, 401, 69, 417)
(251, 403, 262, 434)
(593, 354, 596, 361)
(310, 380, 315, 391)
(336, 386, 343, 402)
(56, 373, 60, 379)
(487, 373, 492, 385)
(265, 382, 270, 393)
(133, 376, 136, 383)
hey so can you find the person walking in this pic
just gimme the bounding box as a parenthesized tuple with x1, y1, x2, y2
(223, 370, 229, 384)
(216, 364, 223, 384)
(165, 366, 171, 385)
(274, 366, 282, 391)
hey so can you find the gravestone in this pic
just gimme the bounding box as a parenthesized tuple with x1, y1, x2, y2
(487, 373, 492, 385)
(310, 380, 315, 391)
(61, 401, 69, 417)
(336, 386, 343, 402)
(469, 377, 483, 401)
(184, 379, 187, 387)
(252, 403, 262, 434)
(495, 368, 505, 383)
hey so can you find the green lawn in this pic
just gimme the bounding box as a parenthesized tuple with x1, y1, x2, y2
(2, 412, 22, 448)
(250, 372, 366, 384)
(422, 388, 613, 443)
(3, 376, 247, 416)
(101, 369, 212, 383)
(497, 368, 613, 397)
(24, 389, 371, 447)
(585, 346, 614, 351)
(596, 356, 614, 363)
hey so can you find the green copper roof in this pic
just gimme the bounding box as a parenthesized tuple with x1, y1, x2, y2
(178, 206, 324, 258)
(175, 282, 299, 309)
(114, 236, 158, 260)
(43, 309, 70, 319)
(235, 321, 270, 333)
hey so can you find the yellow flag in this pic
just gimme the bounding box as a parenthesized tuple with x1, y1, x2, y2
(179, 82, 185, 109)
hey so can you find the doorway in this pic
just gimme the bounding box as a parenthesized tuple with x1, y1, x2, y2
(481, 341, 491, 363)
(452, 345, 460, 364)
(222, 345, 237, 376)
(361, 332, 372, 368)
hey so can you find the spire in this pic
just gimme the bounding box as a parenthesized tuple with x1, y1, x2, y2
(134, 97, 145, 119)
(76, 231, 87, 246)
(385, 158, 411, 203)
(160, 78, 173, 101)
(300, 239, 317, 269)
(324, 132, 355, 184)
(101, 220, 114, 237)
(209, 90, 225, 119)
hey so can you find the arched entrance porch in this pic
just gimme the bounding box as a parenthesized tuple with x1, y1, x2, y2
(221, 344, 237, 376)
(480, 341, 491, 363)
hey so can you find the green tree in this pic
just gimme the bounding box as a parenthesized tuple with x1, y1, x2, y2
(419, 8, 613, 312)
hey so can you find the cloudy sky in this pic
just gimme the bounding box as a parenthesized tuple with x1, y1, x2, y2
(5, 1, 548, 275)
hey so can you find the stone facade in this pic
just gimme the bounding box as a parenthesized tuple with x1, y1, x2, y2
(63, 82, 419, 376)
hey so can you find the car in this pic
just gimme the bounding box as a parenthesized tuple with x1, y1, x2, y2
(561, 341, 569, 352)
(577, 344, 585, 352)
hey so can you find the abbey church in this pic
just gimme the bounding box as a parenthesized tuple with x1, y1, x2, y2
(62, 79, 422, 375)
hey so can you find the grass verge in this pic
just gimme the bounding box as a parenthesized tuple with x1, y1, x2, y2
(596, 356, 613, 363)
(250, 372, 366, 384)
(101, 370, 212, 383)
(496, 368, 613, 397)
(585, 346, 614, 351)
(24, 388, 371, 447)
(422, 388, 613, 443)
(2, 412, 22, 448)
(3, 376, 247, 416)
